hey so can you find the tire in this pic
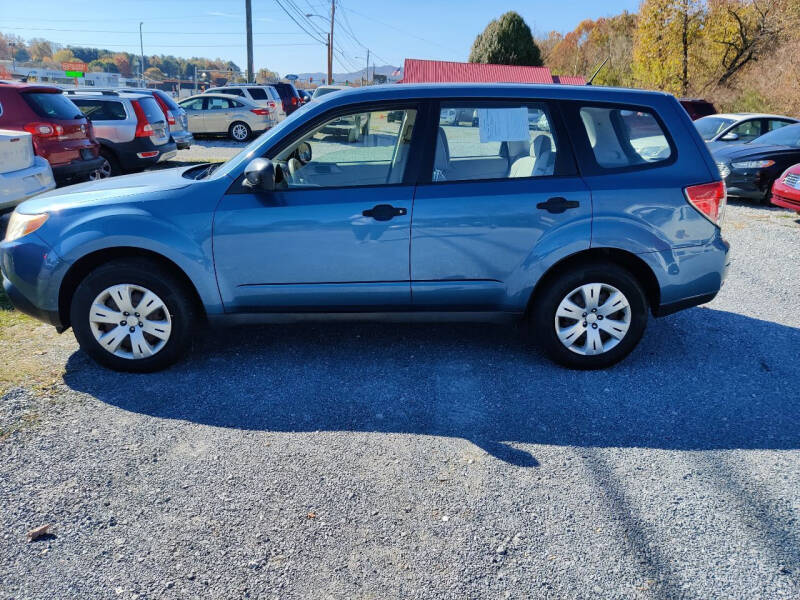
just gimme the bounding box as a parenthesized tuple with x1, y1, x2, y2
(229, 121, 251, 142)
(70, 258, 196, 372)
(89, 149, 120, 181)
(530, 263, 648, 370)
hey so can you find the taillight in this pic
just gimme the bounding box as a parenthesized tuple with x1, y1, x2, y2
(23, 122, 63, 137)
(154, 95, 175, 125)
(250, 108, 269, 116)
(268, 101, 276, 109)
(292, 96, 298, 106)
(166, 110, 176, 126)
(131, 100, 154, 137)
(685, 181, 726, 225)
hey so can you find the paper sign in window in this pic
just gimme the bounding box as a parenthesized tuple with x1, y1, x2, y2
(477, 107, 530, 143)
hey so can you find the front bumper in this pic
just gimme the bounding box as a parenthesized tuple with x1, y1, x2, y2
(719, 166, 773, 200)
(0, 157, 56, 211)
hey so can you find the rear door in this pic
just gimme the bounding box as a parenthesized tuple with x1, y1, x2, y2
(410, 100, 591, 311)
(204, 96, 233, 133)
(180, 97, 206, 133)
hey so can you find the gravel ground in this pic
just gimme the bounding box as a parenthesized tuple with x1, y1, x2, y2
(169, 137, 248, 164)
(1, 201, 799, 599)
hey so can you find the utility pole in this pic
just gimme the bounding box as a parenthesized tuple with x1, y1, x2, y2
(327, 0, 335, 86)
(139, 22, 145, 86)
(245, 0, 254, 82)
(365, 48, 369, 85)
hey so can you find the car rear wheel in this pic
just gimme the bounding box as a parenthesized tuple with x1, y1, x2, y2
(530, 263, 648, 369)
(89, 150, 119, 181)
(70, 259, 196, 372)
(229, 121, 251, 141)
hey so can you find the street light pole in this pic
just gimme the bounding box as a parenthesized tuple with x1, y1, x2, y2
(245, 0, 254, 82)
(139, 22, 145, 86)
(328, 0, 335, 86)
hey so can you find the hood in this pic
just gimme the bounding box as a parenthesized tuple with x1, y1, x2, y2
(17, 167, 194, 214)
(712, 143, 799, 162)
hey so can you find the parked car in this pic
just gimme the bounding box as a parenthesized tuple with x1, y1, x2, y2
(770, 163, 800, 213)
(679, 98, 716, 121)
(297, 89, 311, 104)
(0, 82, 102, 184)
(203, 85, 284, 123)
(0, 129, 55, 211)
(64, 91, 176, 179)
(311, 85, 346, 100)
(271, 82, 302, 115)
(713, 122, 800, 203)
(0, 83, 729, 372)
(695, 112, 799, 151)
(178, 93, 272, 141)
(112, 88, 193, 150)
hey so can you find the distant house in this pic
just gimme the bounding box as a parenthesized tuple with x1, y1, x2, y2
(397, 59, 585, 85)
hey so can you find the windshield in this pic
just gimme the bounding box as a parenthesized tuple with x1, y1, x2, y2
(313, 87, 342, 99)
(694, 116, 735, 140)
(749, 123, 800, 148)
(209, 106, 311, 179)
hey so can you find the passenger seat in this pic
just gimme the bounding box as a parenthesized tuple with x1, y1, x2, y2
(509, 135, 554, 178)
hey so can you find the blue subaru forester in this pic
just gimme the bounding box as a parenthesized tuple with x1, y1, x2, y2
(0, 84, 729, 372)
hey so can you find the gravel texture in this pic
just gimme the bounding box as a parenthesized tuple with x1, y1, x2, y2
(1, 201, 799, 599)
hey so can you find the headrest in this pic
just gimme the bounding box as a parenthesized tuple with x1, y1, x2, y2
(532, 135, 552, 157)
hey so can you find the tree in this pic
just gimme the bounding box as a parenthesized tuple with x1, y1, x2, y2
(28, 39, 53, 62)
(144, 66, 165, 81)
(52, 48, 77, 64)
(469, 11, 543, 66)
(256, 67, 279, 83)
(633, 0, 704, 95)
(112, 52, 132, 77)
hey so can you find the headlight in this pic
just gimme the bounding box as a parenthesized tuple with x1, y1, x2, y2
(4, 212, 49, 242)
(731, 159, 775, 169)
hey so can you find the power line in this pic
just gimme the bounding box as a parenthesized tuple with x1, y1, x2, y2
(338, 5, 457, 52)
(272, 0, 327, 45)
(1, 26, 308, 35)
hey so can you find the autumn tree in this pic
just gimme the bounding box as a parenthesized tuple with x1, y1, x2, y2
(51, 48, 76, 64)
(112, 52, 132, 77)
(28, 39, 53, 62)
(469, 11, 543, 66)
(633, 0, 704, 95)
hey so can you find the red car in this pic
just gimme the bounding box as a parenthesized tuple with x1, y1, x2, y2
(0, 82, 102, 184)
(771, 163, 800, 213)
(679, 98, 717, 121)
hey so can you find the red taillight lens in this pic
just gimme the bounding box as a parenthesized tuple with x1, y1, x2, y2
(685, 181, 726, 225)
(250, 108, 269, 116)
(269, 101, 276, 109)
(23, 122, 63, 137)
(292, 97, 298, 106)
(131, 100, 154, 137)
(167, 111, 176, 126)
(154, 96, 175, 125)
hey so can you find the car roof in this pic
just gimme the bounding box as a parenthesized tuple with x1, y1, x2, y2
(0, 82, 63, 93)
(708, 112, 798, 121)
(183, 93, 257, 104)
(65, 91, 149, 100)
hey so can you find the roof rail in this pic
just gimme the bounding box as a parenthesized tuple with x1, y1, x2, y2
(64, 89, 120, 96)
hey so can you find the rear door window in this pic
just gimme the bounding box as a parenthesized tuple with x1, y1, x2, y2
(578, 106, 672, 168)
(22, 92, 83, 120)
(207, 97, 232, 110)
(246, 87, 268, 100)
(432, 102, 561, 182)
(224, 88, 245, 97)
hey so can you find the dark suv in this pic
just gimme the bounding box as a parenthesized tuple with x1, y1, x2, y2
(271, 82, 302, 115)
(0, 83, 102, 183)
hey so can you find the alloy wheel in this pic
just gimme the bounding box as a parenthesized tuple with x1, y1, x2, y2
(231, 123, 249, 141)
(88, 284, 172, 359)
(554, 283, 631, 356)
(89, 158, 112, 180)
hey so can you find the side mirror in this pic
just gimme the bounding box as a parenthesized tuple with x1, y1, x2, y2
(720, 132, 739, 142)
(243, 158, 276, 192)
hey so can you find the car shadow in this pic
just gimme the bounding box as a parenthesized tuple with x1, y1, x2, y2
(62, 307, 800, 467)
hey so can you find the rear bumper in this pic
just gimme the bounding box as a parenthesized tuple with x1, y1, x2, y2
(52, 156, 105, 182)
(0, 157, 56, 211)
(171, 130, 193, 149)
(108, 139, 178, 171)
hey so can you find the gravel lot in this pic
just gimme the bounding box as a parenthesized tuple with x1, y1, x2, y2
(1, 201, 799, 599)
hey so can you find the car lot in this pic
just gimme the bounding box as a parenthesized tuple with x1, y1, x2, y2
(1, 200, 798, 599)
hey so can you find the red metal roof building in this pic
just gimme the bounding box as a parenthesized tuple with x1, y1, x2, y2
(399, 59, 585, 85)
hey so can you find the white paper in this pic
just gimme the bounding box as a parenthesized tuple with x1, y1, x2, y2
(478, 107, 529, 143)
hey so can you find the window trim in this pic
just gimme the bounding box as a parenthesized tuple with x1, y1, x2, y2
(561, 100, 678, 176)
(226, 99, 433, 195)
(417, 98, 578, 186)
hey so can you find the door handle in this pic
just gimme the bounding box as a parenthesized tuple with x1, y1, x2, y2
(362, 204, 407, 221)
(536, 196, 580, 214)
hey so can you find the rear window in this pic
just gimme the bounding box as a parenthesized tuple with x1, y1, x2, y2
(137, 97, 166, 124)
(152, 90, 180, 111)
(246, 87, 268, 100)
(579, 106, 672, 168)
(22, 92, 83, 120)
(72, 99, 127, 121)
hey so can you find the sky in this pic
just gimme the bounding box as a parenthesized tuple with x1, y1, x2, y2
(1, 0, 640, 76)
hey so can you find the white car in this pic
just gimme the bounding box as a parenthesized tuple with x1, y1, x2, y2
(695, 113, 799, 151)
(0, 129, 55, 211)
(311, 85, 347, 100)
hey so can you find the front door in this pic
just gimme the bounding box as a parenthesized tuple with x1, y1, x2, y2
(410, 101, 592, 311)
(213, 105, 421, 312)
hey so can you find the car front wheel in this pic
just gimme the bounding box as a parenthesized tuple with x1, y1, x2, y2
(70, 259, 196, 372)
(531, 263, 648, 369)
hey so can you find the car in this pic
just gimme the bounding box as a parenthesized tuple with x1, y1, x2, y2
(0, 82, 103, 184)
(713, 122, 800, 203)
(695, 112, 799, 152)
(0, 83, 729, 373)
(177, 93, 273, 141)
(770, 163, 800, 213)
(311, 85, 346, 100)
(271, 82, 302, 115)
(203, 85, 284, 124)
(679, 98, 716, 121)
(64, 90, 177, 179)
(0, 129, 55, 211)
(297, 89, 311, 104)
(112, 88, 194, 150)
